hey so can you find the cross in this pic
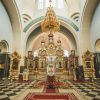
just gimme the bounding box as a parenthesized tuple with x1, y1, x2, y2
(49, 0, 52, 3)
(49, 0, 52, 6)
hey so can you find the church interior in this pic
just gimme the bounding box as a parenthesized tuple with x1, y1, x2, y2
(0, 0, 100, 100)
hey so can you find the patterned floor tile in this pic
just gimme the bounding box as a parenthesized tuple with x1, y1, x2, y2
(0, 79, 100, 100)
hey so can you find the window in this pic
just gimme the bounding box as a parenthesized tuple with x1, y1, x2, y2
(34, 50, 38, 57)
(58, 0, 64, 9)
(64, 50, 69, 57)
(38, 0, 64, 9)
(38, 0, 44, 9)
(46, 0, 56, 7)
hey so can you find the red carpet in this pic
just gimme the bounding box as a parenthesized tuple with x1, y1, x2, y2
(24, 93, 78, 100)
(24, 81, 78, 100)
(43, 82, 59, 93)
(45, 88, 56, 93)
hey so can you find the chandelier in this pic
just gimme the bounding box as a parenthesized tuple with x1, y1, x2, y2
(41, 0, 60, 32)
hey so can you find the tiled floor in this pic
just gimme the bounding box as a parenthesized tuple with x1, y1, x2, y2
(0, 79, 100, 100)
(68, 81, 100, 100)
(0, 80, 35, 100)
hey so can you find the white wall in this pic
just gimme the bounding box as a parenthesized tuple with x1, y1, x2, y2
(80, 0, 86, 13)
(67, 0, 80, 17)
(21, 0, 35, 18)
(20, 0, 81, 20)
(0, 1, 13, 52)
(90, 2, 100, 51)
(22, 0, 69, 20)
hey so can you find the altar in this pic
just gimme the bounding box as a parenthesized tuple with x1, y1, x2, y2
(23, 4, 79, 82)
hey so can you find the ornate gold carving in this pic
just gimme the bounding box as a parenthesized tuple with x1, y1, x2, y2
(0, 63, 4, 69)
(82, 50, 95, 80)
(10, 51, 21, 80)
(11, 51, 21, 70)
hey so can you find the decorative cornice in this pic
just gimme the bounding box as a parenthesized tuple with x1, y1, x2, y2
(23, 16, 79, 32)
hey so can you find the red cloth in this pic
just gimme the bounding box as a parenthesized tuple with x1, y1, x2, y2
(24, 93, 77, 100)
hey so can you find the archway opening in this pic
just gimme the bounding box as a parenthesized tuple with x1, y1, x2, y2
(95, 39, 100, 52)
(0, 40, 9, 53)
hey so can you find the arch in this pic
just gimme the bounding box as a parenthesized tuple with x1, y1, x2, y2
(24, 16, 79, 32)
(80, 0, 99, 52)
(95, 39, 100, 52)
(71, 12, 80, 18)
(23, 18, 80, 56)
(23, 13, 32, 23)
(0, 40, 9, 53)
(70, 12, 80, 21)
(23, 14, 32, 20)
(2, 0, 23, 53)
(26, 26, 76, 53)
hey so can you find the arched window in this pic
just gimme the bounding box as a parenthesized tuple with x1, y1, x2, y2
(95, 39, 100, 52)
(45, 0, 56, 8)
(64, 50, 69, 57)
(38, 0, 64, 9)
(34, 50, 38, 57)
(38, 0, 44, 9)
(0, 40, 9, 53)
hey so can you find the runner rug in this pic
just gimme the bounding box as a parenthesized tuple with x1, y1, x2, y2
(23, 93, 78, 100)
(43, 83, 58, 93)
(24, 81, 78, 100)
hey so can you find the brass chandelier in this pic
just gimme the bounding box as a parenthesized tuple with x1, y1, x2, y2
(41, 0, 60, 32)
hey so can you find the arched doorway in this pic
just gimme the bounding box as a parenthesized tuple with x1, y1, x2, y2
(0, 40, 9, 53)
(0, 40, 10, 78)
(95, 39, 100, 52)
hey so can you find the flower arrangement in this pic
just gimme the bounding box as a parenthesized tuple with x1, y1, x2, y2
(39, 81, 69, 89)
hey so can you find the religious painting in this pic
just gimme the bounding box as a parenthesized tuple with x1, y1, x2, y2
(24, 56, 28, 68)
(71, 50, 75, 56)
(11, 51, 21, 71)
(12, 58, 19, 70)
(56, 50, 63, 56)
(28, 51, 33, 59)
(82, 50, 95, 79)
(20, 66, 24, 73)
(86, 61, 91, 68)
(59, 61, 62, 68)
